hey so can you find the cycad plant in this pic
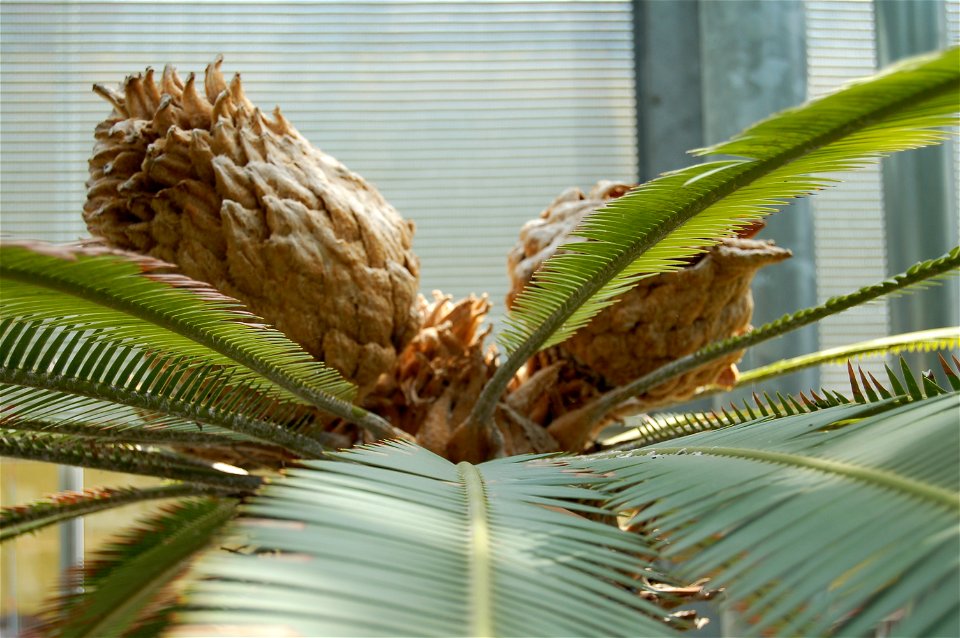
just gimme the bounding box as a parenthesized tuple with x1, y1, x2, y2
(1, 47, 958, 637)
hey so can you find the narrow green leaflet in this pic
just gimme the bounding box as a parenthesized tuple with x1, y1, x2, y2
(587, 392, 960, 636)
(495, 47, 958, 400)
(175, 441, 673, 637)
(41, 498, 237, 638)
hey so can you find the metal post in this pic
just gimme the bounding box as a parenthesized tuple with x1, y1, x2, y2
(58, 466, 84, 587)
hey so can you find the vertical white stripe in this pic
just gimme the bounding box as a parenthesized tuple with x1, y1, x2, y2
(805, 0, 889, 391)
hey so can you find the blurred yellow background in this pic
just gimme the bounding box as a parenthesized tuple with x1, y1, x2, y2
(1, 461, 169, 630)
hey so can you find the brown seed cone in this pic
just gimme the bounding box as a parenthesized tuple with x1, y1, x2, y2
(83, 59, 421, 395)
(507, 181, 792, 432)
(361, 292, 499, 455)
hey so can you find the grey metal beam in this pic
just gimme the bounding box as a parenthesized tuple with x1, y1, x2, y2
(699, 0, 820, 396)
(874, 0, 959, 342)
(632, 0, 704, 182)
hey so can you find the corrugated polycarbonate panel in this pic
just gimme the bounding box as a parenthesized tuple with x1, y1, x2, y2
(805, 0, 888, 391)
(0, 1, 637, 324)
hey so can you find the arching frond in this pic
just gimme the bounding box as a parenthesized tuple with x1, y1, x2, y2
(4, 417, 246, 447)
(0, 243, 397, 438)
(175, 441, 675, 637)
(0, 243, 351, 399)
(0, 430, 262, 490)
(0, 483, 223, 542)
(478, 47, 958, 425)
(607, 355, 959, 449)
(40, 498, 237, 638)
(588, 391, 960, 636)
(0, 319, 334, 457)
(734, 327, 959, 387)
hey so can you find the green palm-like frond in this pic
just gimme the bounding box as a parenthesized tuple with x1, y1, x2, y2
(734, 327, 959, 386)
(5, 417, 246, 446)
(176, 441, 674, 637)
(482, 47, 958, 422)
(0, 243, 351, 400)
(0, 244, 395, 437)
(609, 355, 958, 448)
(588, 391, 960, 636)
(0, 430, 262, 490)
(40, 498, 236, 638)
(0, 483, 222, 542)
(0, 319, 334, 457)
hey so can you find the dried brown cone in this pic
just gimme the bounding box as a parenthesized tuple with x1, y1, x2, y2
(358, 292, 498, 455)
(507, 181, 792, 447)
(84, 58, 421, 396)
